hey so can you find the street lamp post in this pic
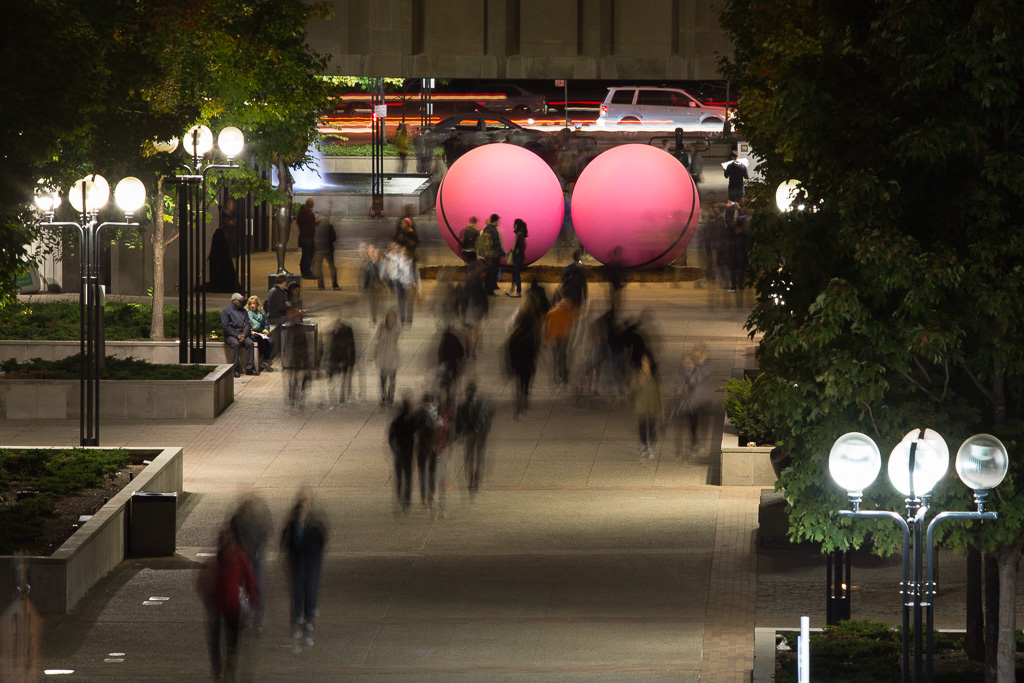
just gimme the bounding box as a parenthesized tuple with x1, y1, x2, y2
(829, 429, 1008, 683)
(36, 176, 147, 446)
(162, 125, 244, 363)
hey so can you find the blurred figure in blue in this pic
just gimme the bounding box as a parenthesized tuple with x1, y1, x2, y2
(280, 491, 327, 652)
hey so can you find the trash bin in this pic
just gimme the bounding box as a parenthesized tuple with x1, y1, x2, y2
(129, 491, 177, 557)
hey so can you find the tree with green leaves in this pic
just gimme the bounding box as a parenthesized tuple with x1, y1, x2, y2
(719, 0, 1024, 679)
(1, 0, 330, 337)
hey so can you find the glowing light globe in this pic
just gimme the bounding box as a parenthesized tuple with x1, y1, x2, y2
(436, 144, 564, 265)
(571, 144, 700, 269)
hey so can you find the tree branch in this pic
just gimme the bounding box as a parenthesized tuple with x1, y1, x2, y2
(860, 399, 881, 437)
(913, 355, 933, 384)
(896, 367, 944, 403)
(960, 361, 995, 404)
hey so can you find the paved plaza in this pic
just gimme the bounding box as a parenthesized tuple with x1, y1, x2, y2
(5, 216, 1015, 681)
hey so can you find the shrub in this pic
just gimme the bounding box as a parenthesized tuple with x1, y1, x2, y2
(0, 301, 221, 341)
(321, 142, 399, 156)
(723, 374, 776, 445)
(0, 448, 130, 555)
(1, 355, 214, 380)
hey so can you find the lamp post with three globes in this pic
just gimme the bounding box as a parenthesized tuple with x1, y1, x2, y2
(829, 429, 1008, 683)
(35, 175, 147, 446)
(157, 124, 244, 363)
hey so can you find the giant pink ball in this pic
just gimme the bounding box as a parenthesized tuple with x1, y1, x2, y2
(437, 143, 564, 265)
(571, 144, 699, 269)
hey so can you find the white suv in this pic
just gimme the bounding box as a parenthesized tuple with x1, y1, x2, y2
(593, 86, 728, 132)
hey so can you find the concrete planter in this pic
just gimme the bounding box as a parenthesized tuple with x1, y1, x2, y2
(0, 364, 234, 420)
(0, 446, 183, 615)
(0, 339, 181, 364)
(720, 419, 777, 486)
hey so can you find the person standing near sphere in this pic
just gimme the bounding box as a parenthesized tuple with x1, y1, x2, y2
(506, 219, 528, 298)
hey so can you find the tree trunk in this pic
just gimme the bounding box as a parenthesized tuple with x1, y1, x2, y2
(996, 543, 1022, 682)
(966, 545, 985, 661)
(985, 553, 1001, 682)
(150, 176, 165, 340)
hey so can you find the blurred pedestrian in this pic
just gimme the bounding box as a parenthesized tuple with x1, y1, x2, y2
(323, 317, 356, 404)
(688, 143, 704, 187)
(560, 250, 588, 307)
(388, 397, 417, 512)
(728, 215, 750, 292)
(312, 215, 339, 290)
(507, 296, 541, 416)
(296, 199, 316, 279)
(280, 492, 326, 652)
(437, 324, 466, 403)
(198, 528, 258, 679)
(360, 243, 385, 325)
(394, 123, 411, 173)
(415, 394, 443, 506)
(455, 381, 493, 493)
(393, 216, 419, 258)
(229, 496, 272, 632)
(672, 345, 713, 454)
(506, 218, 528, 297)
(601, 246, 627, 314)
(415, 126, 436, 173)
(630, 353, 663, 459)
(461, 259, 489, 359)
(543, 297, 577, 387)
(372, 309, 401, 405)
(285, 322, 313, 407)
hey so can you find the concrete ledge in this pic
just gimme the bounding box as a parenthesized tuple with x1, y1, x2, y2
(0, 339, 181, 364)
(321, 156, 410, 174)
(720, 420, 777, 486)
(0, 446, 183, 614)
(0, 365, 234, 420)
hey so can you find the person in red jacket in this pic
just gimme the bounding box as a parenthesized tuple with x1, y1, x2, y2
(197, 528, 258, 679)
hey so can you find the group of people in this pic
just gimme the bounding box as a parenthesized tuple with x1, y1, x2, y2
(694, 190, 753, 291)
(457, 213, 529, 297)
(196, 492, 327, 678)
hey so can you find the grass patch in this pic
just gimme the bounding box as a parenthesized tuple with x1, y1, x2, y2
(0, 448, 130, 555)
(0, 301, 221, 341)
(321, 142, 399, 157)
(1, 355, 214, 380)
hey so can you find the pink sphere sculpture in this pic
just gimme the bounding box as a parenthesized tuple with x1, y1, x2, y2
(436, 144, 564, 265)
(571, 144, 700, 269)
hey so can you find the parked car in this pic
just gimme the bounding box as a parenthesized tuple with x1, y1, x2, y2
(432, 113, 554, 164)
(592, 86, 728, 132)
(468, 84, 548, 115)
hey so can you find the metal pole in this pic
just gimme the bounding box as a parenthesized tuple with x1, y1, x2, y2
(177, 182, 188, 363)
(78, 211, 89, 446)
(925, 510, 997, 682)
(911, 503, 928, 683)
(839, 509, 911, 683)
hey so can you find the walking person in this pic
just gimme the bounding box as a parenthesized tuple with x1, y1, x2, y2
(506, 218, 527, 297)
(198, 527, 258, 679)
(507, 297, 540, 417)
(360, 243, 385, 325)
(414, 394, 443, 507)
(323, 317, 356, 404)
(371, 309, 401, 405)
(280, 491, 327, 653)
(455, 381, 493, 494)
(630, 353, 663, 459)
(388, 398, 417, 512)
(228, 496, 272, 633)
(394, 123, 411, 173)
(687, 143, 704, 189)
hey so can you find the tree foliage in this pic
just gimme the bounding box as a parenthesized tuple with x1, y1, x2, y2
(720, 0, 1024, 675)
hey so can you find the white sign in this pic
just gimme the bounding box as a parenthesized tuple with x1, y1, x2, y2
(373, 104, 388, 119)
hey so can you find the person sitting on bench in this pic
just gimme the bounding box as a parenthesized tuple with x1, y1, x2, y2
(222, 293, 257, 377)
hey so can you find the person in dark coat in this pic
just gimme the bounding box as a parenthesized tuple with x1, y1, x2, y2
(507, 297, 541, 418)
(388, 398, 417, 512)
(280, 492, 327, 651)
(324, 317, 356, 404)
(228, 496, 271, 632)
(414, 394, 442, 506)
(437, 325, 466, 403)
(455, 381, 492, 493)
(561, 250, 588, 307)
(296, 199, 317, 278)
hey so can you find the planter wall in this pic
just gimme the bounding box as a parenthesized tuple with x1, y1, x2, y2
(0, 446, 183, 615)
(720, 419, 777, 486)
(0, 364, 234, 420)
(0, 339, 181, 364)
(321, 156, 406, 174)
